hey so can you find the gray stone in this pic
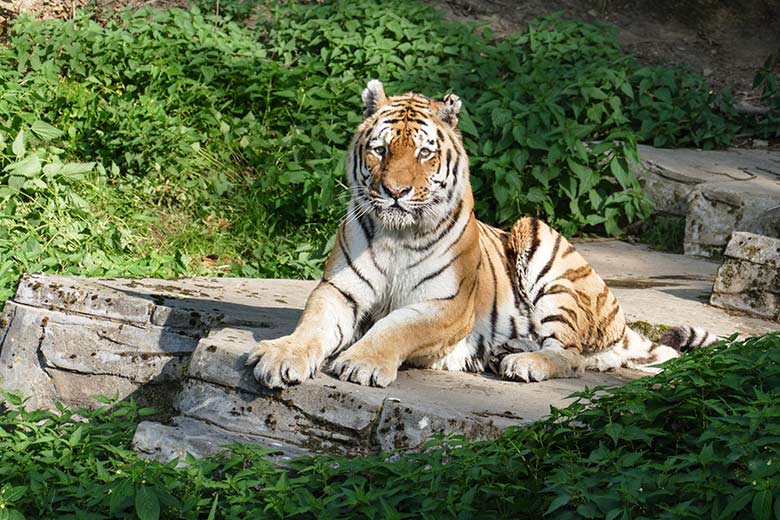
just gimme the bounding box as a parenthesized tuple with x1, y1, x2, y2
(0, 274, 314, 410)
(176, 325, 642, 455)
(711, 232, 780, 321)
(684, 177, 780, 258)
(132, 416, 310, 465)
(0, 301, 190, 409)
(631, 145, 780, 258)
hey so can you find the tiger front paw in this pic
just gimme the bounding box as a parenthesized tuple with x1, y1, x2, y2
(245, 336, 321, 389)
(329, 348, 398, 388)
(499, 351, 583, 383)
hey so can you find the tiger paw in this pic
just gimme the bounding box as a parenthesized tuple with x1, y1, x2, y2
(499, 351, 583, 382)
(245, 336, 320, 389)
(329, 349, 398, 388)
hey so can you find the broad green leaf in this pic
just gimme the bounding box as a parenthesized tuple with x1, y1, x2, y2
(6, 155, 41, 177)
(135, 485, 160, 520)
(753, 489, 772, 520)
(60, 162, 96, 177)
(11, 130, 25, 157)
(31, 120, 64, 140)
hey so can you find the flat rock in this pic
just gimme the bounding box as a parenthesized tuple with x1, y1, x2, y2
(167, 326, 639, 457)
(632, 144, 780, 258)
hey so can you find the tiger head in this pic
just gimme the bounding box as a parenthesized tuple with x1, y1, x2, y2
(348, 80, 470, 232)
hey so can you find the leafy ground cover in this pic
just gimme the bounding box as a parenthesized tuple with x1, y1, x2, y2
(1, 0, 777, 305)
(0, 333, 778, 519)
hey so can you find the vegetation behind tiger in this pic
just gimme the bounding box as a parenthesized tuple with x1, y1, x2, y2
(1, 0, 778, 306)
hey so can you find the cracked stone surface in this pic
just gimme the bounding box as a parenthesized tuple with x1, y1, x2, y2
(711, 232, 780, 321)
(1, 241, 778, 462)
(632, 144, 780, 258)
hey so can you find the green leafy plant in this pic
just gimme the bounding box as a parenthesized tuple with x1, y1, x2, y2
(752, 55, 780, 139)
(0, 0, 770, 308)
(1, 334, 779, 518)
(627, 65, 740, 149)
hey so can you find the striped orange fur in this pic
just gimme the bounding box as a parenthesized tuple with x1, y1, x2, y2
(246, 81, 717, 388)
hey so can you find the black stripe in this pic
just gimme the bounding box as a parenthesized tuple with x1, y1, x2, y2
(532, 233, 562, 289)
(337, 231, 376, 295)
(562, 243, 577, 257)
(526, 218, 542, 266)
(510, 317, 519, 339)
(682, 329, 697, 349)
(533, 282, 580, 307)
(356, 213, 384, 276)
(356, 143, 365, 179)
(452, 155, 460, 186)
(485, 247, 499, 342)
(432, 277, 467, 301)
(476, 335, 487, 363)
(412, 250, 464, 291)
(335, 324, 344, 349)
(322, 279, 359, 324)
(541, 313, 576, 331)
(406, 201, 467, 257)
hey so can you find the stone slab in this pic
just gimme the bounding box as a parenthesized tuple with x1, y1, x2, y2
(14, 272, 315, 331)
(179, 326, 642, 455)
(133, 416, 311, 465)
(711, 232, 780, 321)
(632, 144, 780, 258)
(0, 301, 189, 409)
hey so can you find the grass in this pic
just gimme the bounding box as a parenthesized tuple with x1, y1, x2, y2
(1, 333, 778, 519)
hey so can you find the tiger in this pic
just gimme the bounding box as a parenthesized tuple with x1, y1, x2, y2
(246, 80, 717, 389)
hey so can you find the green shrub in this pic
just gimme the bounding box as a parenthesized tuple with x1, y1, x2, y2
(1, 333, 778, 518)
(627, 65, 740, 149)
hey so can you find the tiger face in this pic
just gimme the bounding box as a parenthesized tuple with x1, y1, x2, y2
(348, 80, 468, 231)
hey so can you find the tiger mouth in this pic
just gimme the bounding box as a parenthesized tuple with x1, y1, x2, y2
(373, 204, 417, 228)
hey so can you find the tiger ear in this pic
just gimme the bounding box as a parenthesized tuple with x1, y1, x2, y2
(437, 93, 462, 128)
(362, 80, 387, 118)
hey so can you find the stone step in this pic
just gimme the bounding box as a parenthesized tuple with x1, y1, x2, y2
(632, 144, 780, 258)
(131, 326, 642, 459)
(0, 273, 314, 410)
(711, 232, 780, 321)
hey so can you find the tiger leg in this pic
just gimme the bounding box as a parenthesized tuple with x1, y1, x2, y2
(330, 300, 474, 387)
(246, 280, 362, 388)
(501, 217, 609, 382)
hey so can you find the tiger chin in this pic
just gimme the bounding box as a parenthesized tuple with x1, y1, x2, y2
(246, 80, 717, 389)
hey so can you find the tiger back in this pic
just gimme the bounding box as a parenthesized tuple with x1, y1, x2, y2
(245, 80, 716, 389)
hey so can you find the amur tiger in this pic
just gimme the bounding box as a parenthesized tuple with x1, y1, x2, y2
(246, 80, 716, 389)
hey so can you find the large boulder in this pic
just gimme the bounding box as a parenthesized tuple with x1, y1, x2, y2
(632, 145, 780, 258)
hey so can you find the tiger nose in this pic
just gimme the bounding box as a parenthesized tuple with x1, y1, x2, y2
(381, 181, 412, 200)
